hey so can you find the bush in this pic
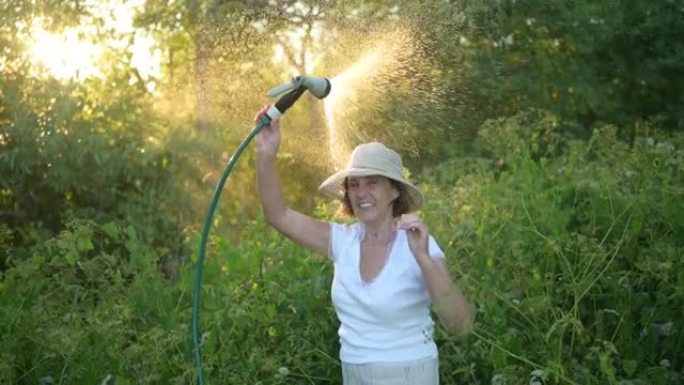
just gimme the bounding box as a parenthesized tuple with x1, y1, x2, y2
(0, 217, 341, 384)
(420, 110, 684, 384)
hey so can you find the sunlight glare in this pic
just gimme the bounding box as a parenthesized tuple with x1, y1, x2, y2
(26, 0, 160, 85)
(28, 25, 103, 80)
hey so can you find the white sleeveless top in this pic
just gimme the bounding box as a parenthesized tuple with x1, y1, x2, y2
(328, 222, 445, 364)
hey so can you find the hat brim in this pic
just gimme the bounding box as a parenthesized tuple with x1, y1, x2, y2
(318, 168, 423, 213)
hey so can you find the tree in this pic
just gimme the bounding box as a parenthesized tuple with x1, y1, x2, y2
(0, 1, 189, 267)
(461, 0, 684, 140)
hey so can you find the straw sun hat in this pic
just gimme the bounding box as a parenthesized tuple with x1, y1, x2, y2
(317, 142, 423, 213)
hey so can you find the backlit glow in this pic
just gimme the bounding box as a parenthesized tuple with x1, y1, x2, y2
(28, 25, 103, 80)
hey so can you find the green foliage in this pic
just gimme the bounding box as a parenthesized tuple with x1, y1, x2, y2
(421, 110, 684, 384)
(0, 74, 189, 264)
(0, 218, 339, 384)
(461, 0, 684, 136)
(2, 1, 683, 384)
(195, 219, 339, 384)
(0, 219, 189, 384)
(4, 107, 681, 384)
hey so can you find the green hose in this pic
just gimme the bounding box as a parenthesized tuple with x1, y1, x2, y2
(191, 114, 272, 385)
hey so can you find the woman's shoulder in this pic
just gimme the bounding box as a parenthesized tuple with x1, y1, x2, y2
(330, 220, 362, 234)
(329, 221, 364, 242)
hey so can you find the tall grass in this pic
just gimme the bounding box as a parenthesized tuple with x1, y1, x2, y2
(2, 110, 682, 384)
(422, 110, 683, 384)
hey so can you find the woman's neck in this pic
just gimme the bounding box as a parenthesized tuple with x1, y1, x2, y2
(362, 216, 397, 243)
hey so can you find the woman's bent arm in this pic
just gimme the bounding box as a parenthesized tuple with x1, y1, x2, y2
(254, 108, 329, 255)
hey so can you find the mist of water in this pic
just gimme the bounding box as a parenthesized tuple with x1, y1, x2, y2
(321, 25, 447, 169)
(325, 47, 391, 167)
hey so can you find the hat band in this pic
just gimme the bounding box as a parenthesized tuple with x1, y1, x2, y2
(347, 164, 402, 177)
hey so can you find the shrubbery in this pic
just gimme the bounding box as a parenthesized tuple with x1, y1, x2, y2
(422, 110, 683, 384)
(2, 108, 681, 384)
(2, 1, 682, 384)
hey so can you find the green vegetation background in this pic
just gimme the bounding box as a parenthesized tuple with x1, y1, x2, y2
(1, 1, 682, 384)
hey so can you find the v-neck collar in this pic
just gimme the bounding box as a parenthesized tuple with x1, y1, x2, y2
(356, 230, 399, 286)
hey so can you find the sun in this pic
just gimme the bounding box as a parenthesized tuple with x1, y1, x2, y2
(28, 24, 103, 80)
(25, 0, 161, 84)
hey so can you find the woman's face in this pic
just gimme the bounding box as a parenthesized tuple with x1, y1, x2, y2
(346, 175, 399, 222)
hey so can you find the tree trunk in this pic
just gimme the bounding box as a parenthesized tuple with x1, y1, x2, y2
(189, 0, 209, 132)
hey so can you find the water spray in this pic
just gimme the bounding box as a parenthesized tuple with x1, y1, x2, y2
(191, 75, 331, 385)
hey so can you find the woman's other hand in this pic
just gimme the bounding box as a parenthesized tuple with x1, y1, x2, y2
(397, 213, 430, 261)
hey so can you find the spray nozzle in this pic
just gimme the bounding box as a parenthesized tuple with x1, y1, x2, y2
(268, 75, 332, 99)
(265, 75, 331, 119)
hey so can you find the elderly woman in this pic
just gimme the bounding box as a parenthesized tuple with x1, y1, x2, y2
(254, 107, 474, 385)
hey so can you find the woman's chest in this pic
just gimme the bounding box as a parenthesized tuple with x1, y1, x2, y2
(334, 242, 426, 302)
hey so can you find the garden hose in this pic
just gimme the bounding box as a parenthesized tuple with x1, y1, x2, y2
(191, 75, 331, 384)
(191, 114, 271, 385)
